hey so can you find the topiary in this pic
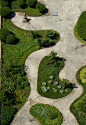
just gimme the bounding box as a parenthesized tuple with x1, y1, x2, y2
(17, 0, 25, 7)
(36, 3, 45, 13)
(6, 34, 16, 44)
(26, 0, 37, 7)
(0, 28, 10, 41)
(0, 7, 10, 17)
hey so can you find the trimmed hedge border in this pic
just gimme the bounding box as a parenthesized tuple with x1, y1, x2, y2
(17, 46, 39, 66)
(70, 65, 86, 125)
(29, 103, 62, 125)
(74, 20, 86, 44)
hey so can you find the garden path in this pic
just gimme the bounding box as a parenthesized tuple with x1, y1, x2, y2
(11, 0, 86, 125)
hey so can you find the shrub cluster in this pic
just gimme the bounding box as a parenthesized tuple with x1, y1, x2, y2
(0, 28, 10, 41)
(36, 3, 45, 13)
(17, 0, 25, 7)
(6, 34, 16, 44)
(45, 29, 57, 39)
(0, 7, 10, 17)
(1, 104, 17, 125)
(0, 1, 8, 7)
(26, 0, 37, 7)
(37, 38, 54, 47)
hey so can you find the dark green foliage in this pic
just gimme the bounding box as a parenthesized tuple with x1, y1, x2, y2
(49, 113, 58, 120)
(45, 30, 57, 39)
(6, 34, 16, 44)
(37, 56, 72, 98)
(26, 0, 37, 7)
(36, 3, 45, 13)
(33, 105, 50, 116)
(1, 104, 17, 125)
(1, 65, 29, 92)
(0, 28, 10, 41)
(37, 38, 54, 47)
(31, 30, 39, 39)
(77, 11, 86, 40)
(29, 103, 62, 125)
(0, 7, 10, 17)
(11, 1, 20, 9)
(17, 0, 25, 7)
(0, 1, 8, 7)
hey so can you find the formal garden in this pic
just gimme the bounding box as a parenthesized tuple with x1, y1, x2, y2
(0, 0, 60, 125)
(0, 0, 86, 125)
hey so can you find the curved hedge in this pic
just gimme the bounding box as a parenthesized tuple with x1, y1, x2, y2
(29, 103, 62, 125)
(70, 65, 86, 125)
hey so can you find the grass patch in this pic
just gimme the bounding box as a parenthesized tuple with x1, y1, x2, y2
(70, 65, 86, 125)
(74, 11, 86, 44)
(29, 103, 62, 125)
(37, 56, 73, 99)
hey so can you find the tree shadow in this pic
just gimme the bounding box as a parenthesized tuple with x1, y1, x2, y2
(10, 12, 16, 19)
(42, 8, 49, 15)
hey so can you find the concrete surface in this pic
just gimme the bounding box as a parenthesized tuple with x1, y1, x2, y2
(10, 0, 86, 125)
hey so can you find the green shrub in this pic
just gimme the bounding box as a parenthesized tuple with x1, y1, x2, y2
(49, 75, 54, 79)
(26, 0, 37, 7)
(31, 30, 39, 39)
(17, 0, 25, 7)
(37, 38, 54, 47)
(6, 34, 16, 44)
(45, 29, 57, 39)
(1, 104, 17, 125)
(0, 1, 8, 7)
(48, 80, 52, 84)
(0, 7, 10, 17)
(53, 81, 59, 86)
(77, 11, 86, 40)
(41, 86, 48, 92)
(42, 82, 47, 86)
(11, 1, 20, 9)
(36, 3, 45, 13)
(49, 113, 58, 120)
(0, 28, 10, 41)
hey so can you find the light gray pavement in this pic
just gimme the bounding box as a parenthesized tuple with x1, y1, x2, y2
(11, 0, 86, 125)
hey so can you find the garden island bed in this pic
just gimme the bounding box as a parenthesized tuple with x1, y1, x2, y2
(37, 52, 73, 99)
(29, 103, 62, 125)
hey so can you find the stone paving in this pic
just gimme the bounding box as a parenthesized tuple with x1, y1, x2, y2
(10, 0, 86, 125)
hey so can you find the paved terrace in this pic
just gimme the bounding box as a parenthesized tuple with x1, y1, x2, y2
(10, 0, 86, 125)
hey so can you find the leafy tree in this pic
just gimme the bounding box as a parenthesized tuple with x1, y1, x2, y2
(17, 0, 25, 7)
(0, 7, 10, 17)
(26, 0, 37, 7)
(0, 28, 10, 41)
(45, 30, 57, 39)
(36, 3, 45, 13)
(0, 1, 8, 7)
(61, 78, 70, 89)
(46, 51, 57, 65)
(1, 104, 17, 125)
(6, 34, 16, 44)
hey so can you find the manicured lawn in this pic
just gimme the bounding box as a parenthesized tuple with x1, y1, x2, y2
(29, 103, 62, 125)
(74, 11, 86, 44)
(37, 56, 73, 99)
(70, 65, 86, 125)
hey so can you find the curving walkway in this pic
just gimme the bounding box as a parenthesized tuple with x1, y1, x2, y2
(11, 0, 86, 125)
